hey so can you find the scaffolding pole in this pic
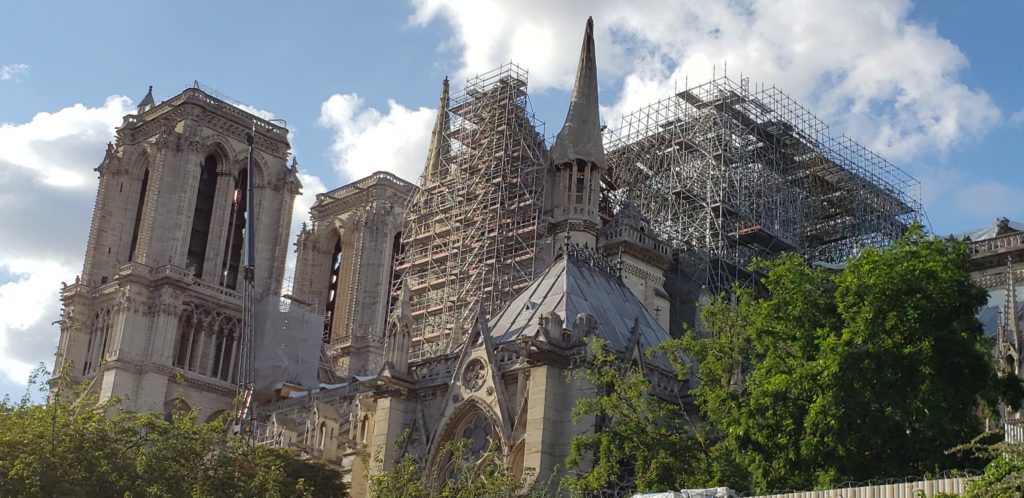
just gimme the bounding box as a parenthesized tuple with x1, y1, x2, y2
(394, 63, 548, 361)
(605, 75, 921, 293)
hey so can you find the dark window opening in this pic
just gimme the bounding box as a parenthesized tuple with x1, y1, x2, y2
(211, 332, 226, 379)
(574, 163, 587, 205)
(186, 156, 219, 277)
(174, 313, 194, 369)
(220, 169, 247, 289)
(324, 239, 343, 343)
(128, 169, 149, 262)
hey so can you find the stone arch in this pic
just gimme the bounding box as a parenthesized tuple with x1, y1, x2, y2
(509, 440, 526, 479)
(431, 398, 505, 469)
(163, 398, 192, 422)
(205, 409, 227, 424)
(129, 149, 152, 178)
(230, 155, 268, 188)
(203, 142, 234, 170)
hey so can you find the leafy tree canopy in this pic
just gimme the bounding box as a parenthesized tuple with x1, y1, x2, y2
(564, 338, 707, 495)
(665, 226, 1023, 493)
(0, 368, 347, 498)
(368, 437, 551, 498)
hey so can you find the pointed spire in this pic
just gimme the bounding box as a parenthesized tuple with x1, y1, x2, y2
(137, 85, 155, 113)
(424, 77, 450, 181)
(550, 17, 605, 169)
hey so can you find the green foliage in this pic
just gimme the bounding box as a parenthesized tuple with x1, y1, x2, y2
(661, 226, 1019, 493)
(952, 436, 1024, 498)
(965, 450, 1024, 498)
(368, 437, 551, 498)
(564, 338, 706, 495)
(0, 365, 346, 498)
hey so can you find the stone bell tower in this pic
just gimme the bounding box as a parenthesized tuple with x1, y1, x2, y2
(54, 85, 300, 419)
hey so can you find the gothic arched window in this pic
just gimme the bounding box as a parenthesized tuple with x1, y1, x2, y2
(128, 168, 149, 262)
(186, 155, 219, 277)
(324, 238, 343, 343)
(221, 169, 248, 289)
(173, 312, 195, 369)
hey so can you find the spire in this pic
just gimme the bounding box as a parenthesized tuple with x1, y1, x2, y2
(424, 77, 450, 181)
(550, 17, 605, 169)
(137, 85, 155, 113)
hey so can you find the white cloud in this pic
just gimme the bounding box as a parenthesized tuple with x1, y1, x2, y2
(0, 96, 132, 187)
(410, 0, 1000, 161)
(0, 97, 127, 387)
(0, 63, 29, 81)
(235, 103, 277, 121)
(1011, 108, 1024, 125)
(0, 258, 74, 384)
(318, 93, 435, 183)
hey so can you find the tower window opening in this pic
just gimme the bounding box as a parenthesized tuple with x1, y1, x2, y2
(221, 169, 248, 289)
(173, 313, 194, 369)
(324, 239, 343, 343)
(128, 169, 149, 262)
(186, 155, 219, 277)
(574, 165, 586, 205)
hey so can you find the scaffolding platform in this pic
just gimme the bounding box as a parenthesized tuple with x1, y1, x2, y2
(606, 74, 922, 290)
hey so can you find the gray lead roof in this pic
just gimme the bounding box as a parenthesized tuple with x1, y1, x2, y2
(487, 255, 672, 368)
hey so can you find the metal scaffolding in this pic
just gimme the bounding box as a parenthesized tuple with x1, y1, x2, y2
(395, 63, 548, 361)
(605, 75, 922, 292)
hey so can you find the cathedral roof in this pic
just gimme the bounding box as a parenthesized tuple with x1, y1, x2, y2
(549, 17, 606, 169)
(137, 85, 155, 113)
(487, 253, 672, 368)
(959, 217, 1024, 241)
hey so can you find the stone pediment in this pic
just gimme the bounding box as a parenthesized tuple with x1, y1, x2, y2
(426, 304, 514, 461)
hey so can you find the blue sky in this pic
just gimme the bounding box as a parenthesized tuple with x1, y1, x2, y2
(1, 0, 1022, 399)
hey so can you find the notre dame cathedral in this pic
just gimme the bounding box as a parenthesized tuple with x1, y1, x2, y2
(53, 17, 928, 497)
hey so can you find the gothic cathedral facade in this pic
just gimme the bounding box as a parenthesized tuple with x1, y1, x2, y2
(54, 86, 300, 420)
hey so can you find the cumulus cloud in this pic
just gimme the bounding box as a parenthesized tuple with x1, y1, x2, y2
(0, 96, 132, 187)
(318, 93, 435, 183)
(1011, 108, 1024, 125)
(0, 63, 29, 81)
(0, 258, 74, 384)
(410, 0, 1000, 161)
(0, 97, 127, 386)
(235, 103, 277, 122)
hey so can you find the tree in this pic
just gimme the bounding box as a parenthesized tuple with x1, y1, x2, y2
(564, 338, 706, 496)
(368, 437, 552, 498)
(964, 443, 1024, 498)
(0, 366, 347, 498)
(664, 226, 1020, 493)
